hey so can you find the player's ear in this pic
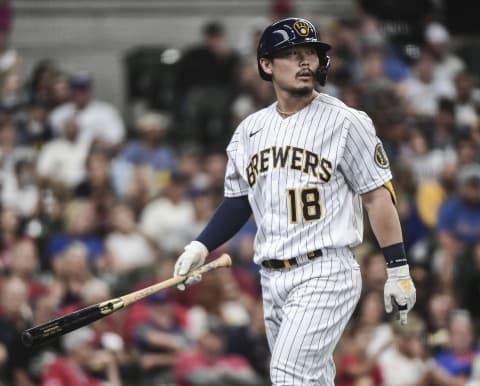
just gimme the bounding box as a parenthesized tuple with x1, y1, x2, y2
(259, 57, 273, 77)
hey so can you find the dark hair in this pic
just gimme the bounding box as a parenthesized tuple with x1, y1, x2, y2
(202, 21, 224, 37)
(437, 97, 455, 114)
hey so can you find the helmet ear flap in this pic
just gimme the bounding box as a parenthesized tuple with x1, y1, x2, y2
(258, 56, 272, 81)
(317, 55, 330, 86)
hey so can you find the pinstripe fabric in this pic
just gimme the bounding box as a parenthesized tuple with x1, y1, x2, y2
(224, 93, 392, 265)
(261, 248, 362, 385)
(223, 93, 391, 385)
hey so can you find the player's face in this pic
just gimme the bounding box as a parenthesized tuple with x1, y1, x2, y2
(266, 45, 320, 96)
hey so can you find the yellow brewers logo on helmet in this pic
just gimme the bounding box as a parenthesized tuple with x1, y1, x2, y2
(374, 143, 390, 169)
(293, 20, 310, 37)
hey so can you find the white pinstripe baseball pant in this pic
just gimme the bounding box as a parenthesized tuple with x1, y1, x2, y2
(260, 247, 362, 386)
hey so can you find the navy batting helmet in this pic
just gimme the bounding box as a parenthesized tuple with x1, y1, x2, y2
(257, 17, 331, 85)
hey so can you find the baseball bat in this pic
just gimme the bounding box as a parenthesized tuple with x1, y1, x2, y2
(21, 253, 232, 348)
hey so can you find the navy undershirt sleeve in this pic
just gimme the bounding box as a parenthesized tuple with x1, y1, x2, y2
(196, 196, 252, 252)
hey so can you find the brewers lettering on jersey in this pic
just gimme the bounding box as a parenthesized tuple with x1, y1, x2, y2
(225, 94, 385, 262)
(174, 17, 416, 386)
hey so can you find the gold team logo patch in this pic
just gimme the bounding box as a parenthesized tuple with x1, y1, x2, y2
(293, 20, 310, 37)
(374, 143, 389, 169)
(400, 279, 412, 295)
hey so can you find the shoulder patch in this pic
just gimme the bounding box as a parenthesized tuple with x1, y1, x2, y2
(374, 143, 390, 169)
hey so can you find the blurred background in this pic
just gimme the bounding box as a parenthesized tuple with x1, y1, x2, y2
(1, 0, 480, 385)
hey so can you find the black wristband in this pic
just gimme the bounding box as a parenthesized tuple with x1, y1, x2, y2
(382, 242, 408, 268)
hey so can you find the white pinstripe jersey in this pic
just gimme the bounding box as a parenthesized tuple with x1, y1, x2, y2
(225, 93, 392, 264)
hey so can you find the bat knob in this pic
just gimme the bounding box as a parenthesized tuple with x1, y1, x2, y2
(21, 331, 34, 347)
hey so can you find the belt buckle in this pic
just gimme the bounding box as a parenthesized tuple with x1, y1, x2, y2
(307, 251, 316, 259)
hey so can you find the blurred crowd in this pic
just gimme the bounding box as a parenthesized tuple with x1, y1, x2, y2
(1, 0, 480, 385)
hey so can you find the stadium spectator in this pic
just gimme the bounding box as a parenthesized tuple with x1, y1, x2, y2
(0, 277, 36, 386)
(173, 318, 263, 386)
(74, 150, 116, 234)
(358, 45, 395, 96)
(423, 22, 465, 89)
(434, 310, 480, 382)
(0, 3, 23, 107)
(47, 199, 106, 272)
(402, 128, 456, 185)
(436, 163, 480, 287)
(134, 291, 188, 386)
(48, 71, 125, 152)
(24, 59, 59, 109)
(115, 111, 175, 197)
(51, 242, 94, 308)
(174, 20, 240, 151)
(105, 201, 155, 281)
(354, 290, 393, 358)
(1, 155, 39, 219)
(0, 207, 23, 273)
(322, 18, 362, 92)
(452, 70, 480, 130)
(36, 117, 89, 190)
(455, 242, 480, 323)
(232, 17, 274, 126)
(50, 71, 70, 108)
(225, 301, 270, 379)
(75, 279, 127, 363)
(335, 321, 384, 386)
(41, 327, 122, 386)
(377, 315, 429, 386)
(9, 238, 48, 303)
(400, 51, 453, 118)
(187, 187, 216, 243)
(426, 291, 455, 355)
(0, 117, 34, 174)
(17, 98, 53, 149)
(203, 151, 227, 205)
(427, 97, 459, 150)
(378, 108, 411, 167)
(183, 268, 252, 344)
(360, 250, 387, 293)
(139, 171, 195, 254)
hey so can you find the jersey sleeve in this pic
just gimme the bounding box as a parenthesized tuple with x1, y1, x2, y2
(224, 126, 250, 197)
(339, 111, 393, 194)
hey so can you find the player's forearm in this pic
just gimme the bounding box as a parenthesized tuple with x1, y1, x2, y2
(362, 186, 403, 247)
(363, 186, 409, 268)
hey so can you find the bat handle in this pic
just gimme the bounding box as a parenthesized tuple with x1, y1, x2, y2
(191, 253, 232, 276)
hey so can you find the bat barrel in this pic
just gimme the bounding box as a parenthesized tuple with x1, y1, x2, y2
(22, 299, 124, 347)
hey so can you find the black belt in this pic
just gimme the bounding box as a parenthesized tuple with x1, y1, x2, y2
(261, 249, 323, 269)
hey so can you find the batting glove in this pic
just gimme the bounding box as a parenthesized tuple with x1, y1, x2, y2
(174, 241, 208, 291)
(384, 265, 416, 325)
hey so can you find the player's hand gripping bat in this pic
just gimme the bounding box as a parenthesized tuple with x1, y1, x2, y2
(21, 253, 232, 348)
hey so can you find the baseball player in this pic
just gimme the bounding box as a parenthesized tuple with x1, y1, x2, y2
(174, 17, 416, 385)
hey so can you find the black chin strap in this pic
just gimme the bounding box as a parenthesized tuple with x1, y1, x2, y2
(317, 55, 331, 86)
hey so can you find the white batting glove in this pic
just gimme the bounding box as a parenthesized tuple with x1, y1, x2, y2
(384, 265, 416, 325)
(174, 241, 208, 291)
